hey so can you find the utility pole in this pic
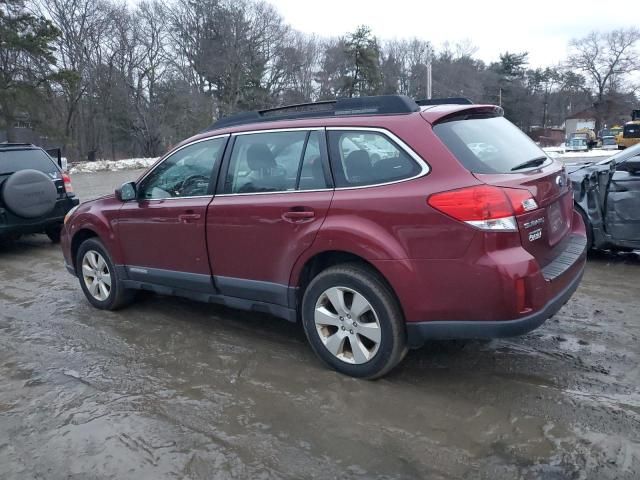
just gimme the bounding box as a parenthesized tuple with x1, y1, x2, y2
(498, 87, 502, 107)
(426, 60, 432, 100)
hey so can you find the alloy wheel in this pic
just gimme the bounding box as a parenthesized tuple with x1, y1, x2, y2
(314, 286, 382, 364)
(81, 250, 112, 301)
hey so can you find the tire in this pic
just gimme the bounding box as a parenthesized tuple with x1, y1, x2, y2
(0, 233, 21, 245)
(1, 169, 58, 218)
(76, 238, 135, 310)
(45, 224, 62, 243)
(301, 263, 407, 379)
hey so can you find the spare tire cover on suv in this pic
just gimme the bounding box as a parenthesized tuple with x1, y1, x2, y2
(1, 169, 58, 218)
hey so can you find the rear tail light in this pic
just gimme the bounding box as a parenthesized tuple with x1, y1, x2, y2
(427, 185, 538, 232)
(62, 173, 73, 194)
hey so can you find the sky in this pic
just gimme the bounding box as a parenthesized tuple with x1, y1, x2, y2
(264, 0, 633, 68)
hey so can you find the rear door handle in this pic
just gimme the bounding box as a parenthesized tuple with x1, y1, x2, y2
(282, 210, 315, 222)
(178, 213, 201, 223)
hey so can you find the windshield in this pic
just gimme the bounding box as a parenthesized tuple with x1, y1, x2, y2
(623, 124, 640, 139)
(433, 116, 551, 174)
(0, 148, 60, 177)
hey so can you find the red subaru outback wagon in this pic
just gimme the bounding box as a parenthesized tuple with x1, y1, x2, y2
(61, 96, 587, 378)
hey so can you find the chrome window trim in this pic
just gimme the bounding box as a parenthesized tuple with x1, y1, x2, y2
(231, 127, 324, 136)
(215, 188, 332, 198)
(134, 134, 230, 201)
(215, 126, 430, 197)
(137, 195, 215, 202)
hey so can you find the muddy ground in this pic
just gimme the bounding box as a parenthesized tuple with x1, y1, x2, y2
(0, 170, 639, 480)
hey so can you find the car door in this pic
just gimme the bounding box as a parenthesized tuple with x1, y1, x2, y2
(117, 136, 228, 293)
(605, 157, 640, 243)
(207, 129, 333, 307)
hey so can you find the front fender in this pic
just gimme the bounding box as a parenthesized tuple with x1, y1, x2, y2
(65, 197, 123, 264)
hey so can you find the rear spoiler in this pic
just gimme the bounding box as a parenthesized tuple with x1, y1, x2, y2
(416, 97, 473, 106)
(430, 105, 504, 125)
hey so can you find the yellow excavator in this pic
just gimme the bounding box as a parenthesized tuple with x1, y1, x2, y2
(616, 109, 640, 150)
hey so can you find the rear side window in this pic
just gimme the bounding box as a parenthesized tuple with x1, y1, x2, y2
(0, 149, 60, 178)
(225, 130, 327, 193)
(434, 116, 551, 174)
(327, 130, 420, 187)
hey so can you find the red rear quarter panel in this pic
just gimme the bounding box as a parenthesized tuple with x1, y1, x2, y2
(290, 115, 484, 296)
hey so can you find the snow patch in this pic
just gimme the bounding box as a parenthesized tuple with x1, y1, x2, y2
(69, 157, 158, 174)
(542, 147, 613, 159)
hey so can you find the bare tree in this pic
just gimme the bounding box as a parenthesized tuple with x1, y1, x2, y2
(35, 0, 115, 156)
(568, 28, 640, 101)
(568, 28, 640, 128)
(12, 0, 639, 161)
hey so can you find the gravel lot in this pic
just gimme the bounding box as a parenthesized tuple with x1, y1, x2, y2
(0, 170, 638, 479)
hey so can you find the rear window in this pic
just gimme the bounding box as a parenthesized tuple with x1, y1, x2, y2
(0, 149, 60, 178)
(433, 116, 551, 174)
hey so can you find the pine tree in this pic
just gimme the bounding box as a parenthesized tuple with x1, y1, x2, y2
(0, 0, 59, 128)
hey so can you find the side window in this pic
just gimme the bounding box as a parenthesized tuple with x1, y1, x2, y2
(139, 137, 226, 199)
(225, 130, 327, 194)
(327, 130, 421, 187)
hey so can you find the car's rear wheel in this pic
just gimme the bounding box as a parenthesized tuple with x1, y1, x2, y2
(301, 263, 407, 379)
(76, 238, 135, 310)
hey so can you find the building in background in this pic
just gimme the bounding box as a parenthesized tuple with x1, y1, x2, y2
(564, 109, 596, 139)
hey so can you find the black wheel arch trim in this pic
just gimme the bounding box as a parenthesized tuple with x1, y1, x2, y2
(69, 264, 299, 322)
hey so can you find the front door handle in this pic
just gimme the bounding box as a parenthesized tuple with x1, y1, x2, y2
(178, 213, 201, 223)
(282, 210, 315, 222)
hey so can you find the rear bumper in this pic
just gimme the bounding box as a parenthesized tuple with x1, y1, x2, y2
(406, 261, 584, 347)
(0, 197, 79, 236)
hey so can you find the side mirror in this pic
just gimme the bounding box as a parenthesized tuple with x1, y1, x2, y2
(618, 156, 640, 175)
(115, 182, 137, 201)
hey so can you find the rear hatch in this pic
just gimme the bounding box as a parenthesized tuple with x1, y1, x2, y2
(0, 148, 66, 201)
(474, 165, 573, 268)
(433, 113, 574, 269)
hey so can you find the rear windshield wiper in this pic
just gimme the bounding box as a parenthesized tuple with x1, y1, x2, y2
(510, 156, 547, 171)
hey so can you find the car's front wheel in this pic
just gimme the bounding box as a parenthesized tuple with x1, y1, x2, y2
(301, 263, 407, 379)
(76, 238, 135, 310)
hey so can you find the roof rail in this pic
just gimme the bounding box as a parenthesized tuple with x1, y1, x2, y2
(416, 97, 473, 106)
(0, 142, 34, 148)
(208, 95, 420, 130)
